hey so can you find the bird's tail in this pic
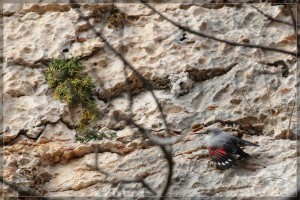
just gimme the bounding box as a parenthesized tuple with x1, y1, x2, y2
(241, 139, 259, 147)
(238, 150, 251, 160)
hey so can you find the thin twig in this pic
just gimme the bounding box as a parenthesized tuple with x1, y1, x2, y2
(241, 90, 253, 111)
(72, 1, 172, 138)
(258, 54, 275, 126)
(157, 146, 173, 198)
(69, 2, 174, 198)
(287, 5, 297, 34)
(129, 120, 190, 145)
(87, 163, 157, 195)
(90, 144, 157, 195)
(113, 11, 160, 196)
(115, 14, 173, 198)
(81, 8, 171, 139)
(287, 94, 296, 137)
(251, 5, 299, 27)
(141, 1, 296, 57)
(287, 4, 299, 52)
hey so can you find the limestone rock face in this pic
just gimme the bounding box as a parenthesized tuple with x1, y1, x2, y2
(4, 65, 48, 97)
(3, 3, 22, 16)
(2, 64, 69, 142)
(2, 2, 298, 199)
(39, 121, 76, 142)
(4, 9, 79, 66)
(2, 93, 68, 142)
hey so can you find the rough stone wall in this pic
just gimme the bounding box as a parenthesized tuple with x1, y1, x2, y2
(2, 2, 298, 198)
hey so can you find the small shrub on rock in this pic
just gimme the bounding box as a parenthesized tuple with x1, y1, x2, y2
(46, 57, 94, 108)
(45, 57, 108, 142)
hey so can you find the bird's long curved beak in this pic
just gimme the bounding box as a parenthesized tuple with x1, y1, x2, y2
(195, 129, 208, 135)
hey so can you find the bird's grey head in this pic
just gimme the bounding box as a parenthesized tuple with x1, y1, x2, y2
(203, 127, 222, 135)
(203, 128, 223, 146)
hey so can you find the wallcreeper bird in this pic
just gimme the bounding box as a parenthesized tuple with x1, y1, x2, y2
(203, 128, 259, 169)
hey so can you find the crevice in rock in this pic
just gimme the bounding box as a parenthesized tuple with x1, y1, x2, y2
(78, 47, 104, 60)
(179, 4, 194, 10)
(5, 91, 26, 98)
(8, 57, 51, 68)
(203, 116, 263, 136)
(258, 60, 290, 77)
(20, 4, 78, 15)
(151, 76, 171, 90)
(3, 129, 29, 146)
(3, 119, 64, 146)
(60, 118, 76, 130)
(84, 4, 144, 30)
(91, 139, 153, 157)
(0, 126, 9, 134)
(199, 3, 237, 10)
(5, 127, 45, 146)
(96, 74, 171, 102)
(186, 63, 238, 82)
(96, 72, 144, 102)
(33, 123, 50, 141)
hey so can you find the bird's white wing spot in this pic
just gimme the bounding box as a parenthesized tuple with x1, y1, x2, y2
(218, 162, 221, 165)
(222, 163, 225, 165)
(228, 159, 232, 161)
(225, 161, 229, 164)
(233, 155, 239, 159)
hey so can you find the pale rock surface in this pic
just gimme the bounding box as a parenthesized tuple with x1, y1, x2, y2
(2, 2, 298, 199)
(4, 64, 48, 97)
(69, 38, 104, 58)
(169, 72, 194, 97)
(3, 3, 22, 16)
(2, 62, 68, 142)
(26, 126, 45, 139)
(2, 93, 68, 142)
(38, 121, 76, 142)
(41, 135, 296, 197)
(4, 9, 79, 66)
(20, 3, 72, 15)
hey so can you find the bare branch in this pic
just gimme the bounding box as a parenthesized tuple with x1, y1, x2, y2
(87, 145, 157, 195)
(67, 3, 162, 195)
(287, 94, 296, 137)
(27, 2, 296, 199)
(256, 46, 275, 126)
(287, 4, 299, 52)
(129, 120, 191, 145)
(71, 1, 172, 139)
(141, 1, 296, 57)
(157, 145, 173, 198)
(87, 163, 157, 195)
(241, 90, 253, 111)
(251, 5, 299, 27)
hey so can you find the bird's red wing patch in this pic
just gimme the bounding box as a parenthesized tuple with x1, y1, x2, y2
(215, 148, 226, 156)
(208, 147, 236, 169)
(207, 147, 215, 156)
(207, 147, 226, 156)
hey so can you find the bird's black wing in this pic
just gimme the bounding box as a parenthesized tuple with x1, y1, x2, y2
(223, 142, 251, 160)
(208, 147, 237, 169)
(231, 136, 259, 147)
(207, 132, 256, 168)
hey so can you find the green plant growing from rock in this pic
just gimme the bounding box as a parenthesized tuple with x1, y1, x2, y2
(45, 57, 115, 142)
(76, 129, 117, 143)
(46, 57, 94, 108)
